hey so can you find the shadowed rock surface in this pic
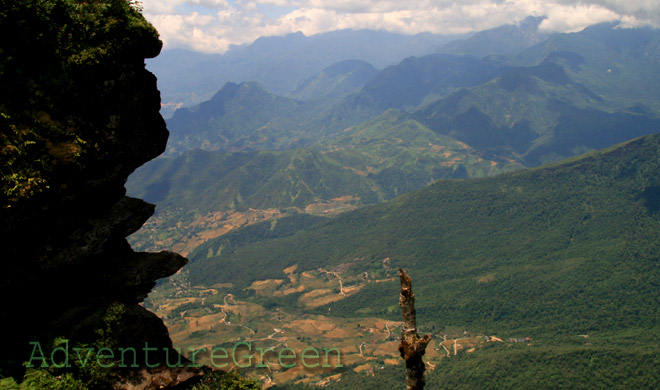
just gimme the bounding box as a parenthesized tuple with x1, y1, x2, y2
(0, 1, 198, 387)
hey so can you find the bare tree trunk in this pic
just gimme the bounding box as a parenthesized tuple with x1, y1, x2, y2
(398, 268, 432, 390)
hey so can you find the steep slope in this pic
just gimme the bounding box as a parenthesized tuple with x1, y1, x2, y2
(302, 54, 506, 137)
(149, 30, 460, 116)
(166, 81, 314, 154)
(415, 61, 660, 165)
(345, 53, 503, 111)
(514, 22, 660, 110)
(440, 15, 550, 57)
(290, 59, 379, 101)
(186, 133, 660, 336)
(127, 110, 520, 253)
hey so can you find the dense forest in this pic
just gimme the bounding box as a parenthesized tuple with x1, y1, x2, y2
(181, 135, 660, 387)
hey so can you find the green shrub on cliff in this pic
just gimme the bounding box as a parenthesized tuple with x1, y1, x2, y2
(0, 304, 128, 390)
(191, 370, 261, 390)
(0, 0, 169, 383)
(0, 0, 160, 207)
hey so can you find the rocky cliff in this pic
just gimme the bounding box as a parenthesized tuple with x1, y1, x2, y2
(0, 1, 197, 388)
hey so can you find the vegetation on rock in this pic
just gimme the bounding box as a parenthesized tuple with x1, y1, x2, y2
(0, 0, 161, 207)
(0, 1, 198, 389)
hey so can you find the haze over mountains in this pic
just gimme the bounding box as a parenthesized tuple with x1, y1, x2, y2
(156, 20, 660, 156)
(129, 19, 660, 249)
(148, 15, 566, 119)
(439, 15, 551, 57)
(149, 29, 465, 117)
(127, 17, 660, 387)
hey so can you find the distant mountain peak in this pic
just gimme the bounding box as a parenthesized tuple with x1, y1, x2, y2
(207, 81, 270, 103)
(518, 15, 548, 30)
(440, 15, 551, 57)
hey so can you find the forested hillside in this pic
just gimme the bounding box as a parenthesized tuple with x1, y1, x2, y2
(125, 18, 660, 388)
(129, 23, 660, 257)
(186, 134, 660, 334)
(182, 135, 660, 387)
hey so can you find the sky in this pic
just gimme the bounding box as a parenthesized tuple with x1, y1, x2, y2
(140, 0, 660, 53)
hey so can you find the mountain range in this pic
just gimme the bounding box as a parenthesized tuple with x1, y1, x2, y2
(440, 15, 551, 57)
(126, 19, 660, 387)
(150, 17, 564, 118)
(149, 30, 465, 117)
(129, 21, 660, 256)
(185, 134, 660, 388)
(186, 132, 660, 331)
(158, 21, 660, 159)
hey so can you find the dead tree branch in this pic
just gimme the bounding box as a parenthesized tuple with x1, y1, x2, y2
(398, 268, 432, 390)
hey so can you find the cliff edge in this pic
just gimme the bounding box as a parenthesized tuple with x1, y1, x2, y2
(0, 1, 197, 388)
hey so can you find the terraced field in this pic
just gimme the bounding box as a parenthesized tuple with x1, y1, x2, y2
(144, 263, 501, 387)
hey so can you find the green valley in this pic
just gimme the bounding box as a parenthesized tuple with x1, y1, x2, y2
(126, 19, 660, 389)
(184, 134, 660, 335)
(127, 109, 520, 253)
(143, 134, 660, 387)
(129, 23, 660, 256)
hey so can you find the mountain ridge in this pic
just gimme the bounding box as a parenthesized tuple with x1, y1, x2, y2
(290, 59, 379, 101)
(440, 15, 550, 57)
(149, 29, 463, 117)
(184, 132, 660, 335)
(128, 21, 660, 388)
(414, 60, 660, 164)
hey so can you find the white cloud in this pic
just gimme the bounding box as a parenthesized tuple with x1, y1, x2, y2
(140, 0, 660, 53)
(187, 0, 229, 6)
(147, 12, 232, 52)
(538, 4, 620, 32)
(555, 0, 660, 24)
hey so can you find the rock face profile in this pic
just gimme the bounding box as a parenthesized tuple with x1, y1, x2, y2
(0, 1, 196, 387)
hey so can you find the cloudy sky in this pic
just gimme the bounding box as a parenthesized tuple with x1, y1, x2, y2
(140, 0, 660, 53)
